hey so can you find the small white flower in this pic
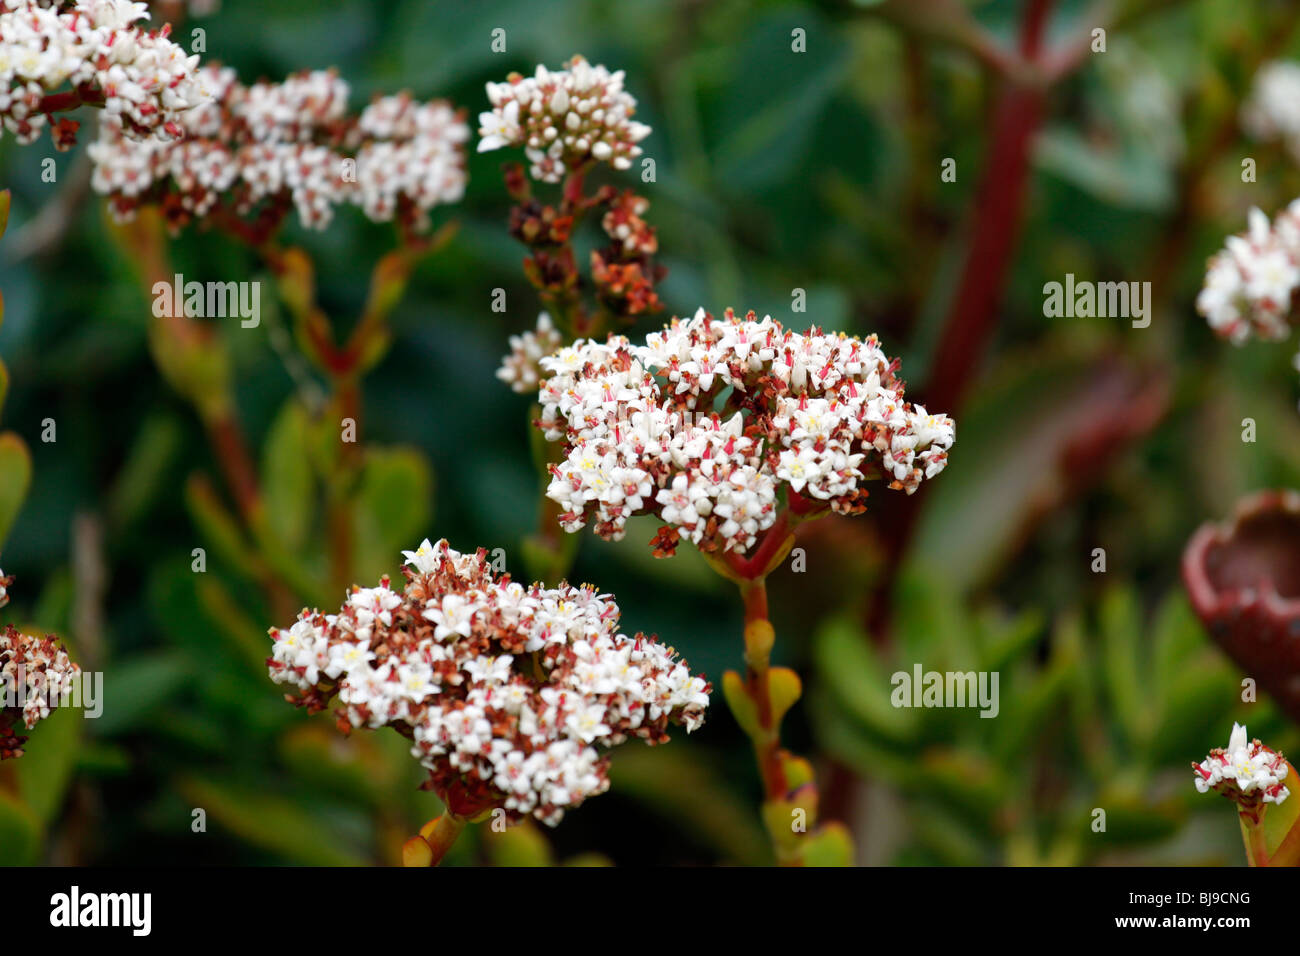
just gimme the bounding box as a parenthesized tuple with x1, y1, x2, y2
(476, 55, 649, 183)
(270, 540, 710, 826)
(1194, 723, 1290, 818)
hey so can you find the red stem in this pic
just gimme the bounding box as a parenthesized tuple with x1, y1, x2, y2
(725, 510, 793, 581)
(869, 0, 1052, 635)
(739, 578, 788, 802)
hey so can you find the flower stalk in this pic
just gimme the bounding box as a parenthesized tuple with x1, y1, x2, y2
(404, 813, 467, 867)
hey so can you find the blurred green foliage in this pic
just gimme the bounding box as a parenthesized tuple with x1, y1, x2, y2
(1, 0, 1299, 865)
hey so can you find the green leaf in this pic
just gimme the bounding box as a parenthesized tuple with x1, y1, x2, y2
(769, 667, 802, 728)
(607, 742, 770, 866)
(107, 413, 183, 531)
(1151, 592, 1206, 702)
(992, 639, 1074, 761)
(1035, 127, 1173, 211)
(722, 670, 759, 738)
(0, 432, 31, 549)
(1099, 586, 1148, 749)
(923, 747, 1007, 823)
(713, 13, 850, 190)
(177, 775, 369, 866)
(93, 652, 193, 736)
(277, 723, 402, 809)
(1255, 761, 1300, 863)
(16, 703, 80, 824)
(801, 822, 854, 867)
(261, 399, 315, 554)
(482, 820, 554, 867)
(0, 788, 39, 865)
(813, 616, 917, 744)
(1148, 655, 1237, 766)
(976, 608, 1045, 673)
(351, 445, 433, 583)
(1090, 794, 1184, 846)
(184, 474, 261, 582)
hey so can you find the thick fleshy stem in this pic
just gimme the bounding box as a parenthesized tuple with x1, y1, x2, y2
(706, 514, 829, 864)
(1259, 814, 1300, 867)
(738, 577, 786, 802)
(403, 813, 467, 867)
(868, 0, 1052, 639)
(1244, 816, 1269, 868)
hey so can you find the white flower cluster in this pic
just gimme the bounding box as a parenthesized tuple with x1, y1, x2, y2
(537, 308, 955, 555)
(477, 54, 650, 183)
(496, 312, 562, 394)
(90, 64, 468, 231)
(1, 623, 80, 758)
(1243, 61, 1300, 162)
(1197, 204, 1300, 346)
(0, 0, 205, 148)
(1194, 723, 1289, 816)
(268, 539, 710, 826)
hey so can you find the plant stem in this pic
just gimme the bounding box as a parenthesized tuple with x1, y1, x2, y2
(328, 376, 361, 597)
(738, 576, 787, 802)
(425, 813, 466, 866)
(1242, 814, 1269, 867)
(206, 411, 262, 527)
(868, 0, 1053, 638)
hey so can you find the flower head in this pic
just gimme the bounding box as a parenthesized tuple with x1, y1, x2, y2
(1243, 61, 1300, 162)
(90, 64, 468, 232)
(1194, 723, 1290, 822)
(477, 55, 650, 183)
(0, 619, 80, 760)
(535, 308, 955, 556)
(497, 312, 562, 394)
(0, 0, 206, 149)
(267, 539, 710, 825)
(1197, 203, 1300, 346)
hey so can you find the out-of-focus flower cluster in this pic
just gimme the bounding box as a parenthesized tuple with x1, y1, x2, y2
(0, 0, 205, 149)
(1197, 204, 1300, 346)
(90, 63, 468, 232)
(0, 569, 80, 760)
(1243, 60, 1300, 162)
(497, 312, 562, 395)
(1194, 723, 1290, 822)
(536, 308, 955, 556)
(590, 188, 660, 317)
(477, 54, 649, 183)
(268, 539, 710, 825)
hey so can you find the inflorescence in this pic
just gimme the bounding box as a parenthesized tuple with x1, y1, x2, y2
(497, 311, 563, 395)
(268, 539, 710, 825)
(0, 570, 81, 760)
(1194, 723, 1290, 823)
(90, 63, 468, 233)
(1243, 60, 1300, 163)
(0, 0, 205, 149)
(1197, 203, 1300, 348)
(536, 308, 955, 556)
(477, 54, 649, 184)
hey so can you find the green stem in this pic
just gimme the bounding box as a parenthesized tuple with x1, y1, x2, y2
(425, 813, 466, 866)
(738, 577, 786, 802)
(1242, 814, 1269, 867)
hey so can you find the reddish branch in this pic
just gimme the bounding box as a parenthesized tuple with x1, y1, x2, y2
(869, 0, 1054, 635)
